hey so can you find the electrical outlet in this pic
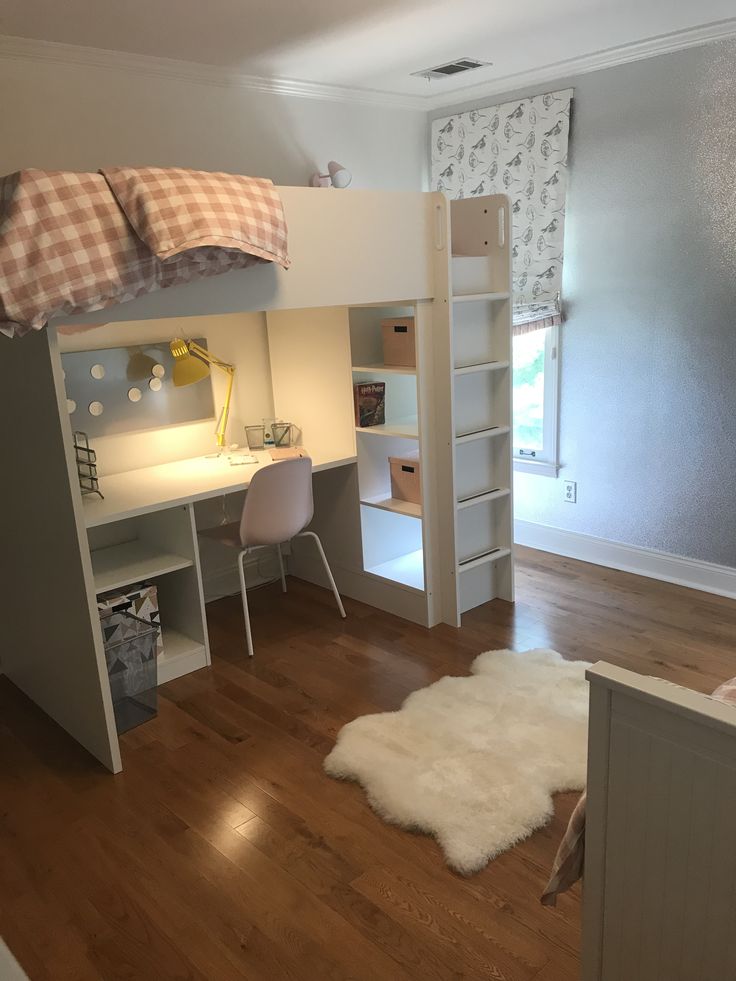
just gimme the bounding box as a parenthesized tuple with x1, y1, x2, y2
(563, 480, 577, 503)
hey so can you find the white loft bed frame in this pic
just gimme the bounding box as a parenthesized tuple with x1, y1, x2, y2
(0, 187, 515, 773)
(583, 663, 736, 980)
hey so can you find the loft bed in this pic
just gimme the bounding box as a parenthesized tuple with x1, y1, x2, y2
(0, 182, 515, 773)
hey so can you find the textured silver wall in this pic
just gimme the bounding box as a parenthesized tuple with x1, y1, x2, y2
(432, 41, 736, 566)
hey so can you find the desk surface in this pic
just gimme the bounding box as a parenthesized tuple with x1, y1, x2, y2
(83, 450, 357, 528)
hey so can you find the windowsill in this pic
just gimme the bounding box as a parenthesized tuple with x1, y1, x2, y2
(513, 458, 560, 477)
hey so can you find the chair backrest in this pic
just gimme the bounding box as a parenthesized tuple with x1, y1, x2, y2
(239, 456, 314, 547)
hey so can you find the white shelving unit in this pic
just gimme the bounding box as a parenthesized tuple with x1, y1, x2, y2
(452, 199, 514, 617)
(86, 503, 210, 686)
(429, 195, 515, 624)
(336, 198, 514, 627)
(349, 305, 427, 598)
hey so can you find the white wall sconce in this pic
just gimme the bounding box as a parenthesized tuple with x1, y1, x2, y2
(310, 161, 352, 188)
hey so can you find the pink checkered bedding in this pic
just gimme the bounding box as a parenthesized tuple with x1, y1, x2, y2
(0, 167, 290, 338)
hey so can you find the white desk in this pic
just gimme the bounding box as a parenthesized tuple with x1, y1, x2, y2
(82, 450, 357, 684)
(83, 450, 357, 528)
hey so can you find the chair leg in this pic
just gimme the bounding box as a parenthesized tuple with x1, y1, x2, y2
(298, 531, 346, 619)
(237, 549, 255, 657)
(276, 543, 287, 593)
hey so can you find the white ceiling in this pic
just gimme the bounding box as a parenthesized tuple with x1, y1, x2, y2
(1, 0, 735, 103)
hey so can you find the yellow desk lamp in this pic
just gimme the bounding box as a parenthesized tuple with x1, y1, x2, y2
(170, 338, 235, 454)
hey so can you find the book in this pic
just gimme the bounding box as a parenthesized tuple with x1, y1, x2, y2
(353, 381, 386, 427)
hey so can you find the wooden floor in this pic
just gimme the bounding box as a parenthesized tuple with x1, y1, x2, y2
(2, 546, 736, 981)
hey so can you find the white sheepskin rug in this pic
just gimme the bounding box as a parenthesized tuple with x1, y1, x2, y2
(324, 648, 591, 874)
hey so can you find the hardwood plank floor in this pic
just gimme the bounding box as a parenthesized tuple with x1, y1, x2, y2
(2, 546, 736, 980)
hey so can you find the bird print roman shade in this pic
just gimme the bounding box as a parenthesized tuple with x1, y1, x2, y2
(431, 89, 573, 333)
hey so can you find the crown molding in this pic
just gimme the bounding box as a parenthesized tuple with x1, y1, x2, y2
(424, 17, 736, 110)
(0, 35, 428, 111)
(1, 18, 735, 115)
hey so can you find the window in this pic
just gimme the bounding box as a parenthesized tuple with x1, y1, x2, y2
(512, 324, 559, 476)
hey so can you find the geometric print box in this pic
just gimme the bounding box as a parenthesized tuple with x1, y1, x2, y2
(97, 582, 163, 658)
(97, 583, 162, 733)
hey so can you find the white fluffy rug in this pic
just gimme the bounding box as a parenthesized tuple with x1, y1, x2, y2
(324, 648, 591, 874)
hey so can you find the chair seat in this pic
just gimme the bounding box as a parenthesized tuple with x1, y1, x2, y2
(199, 521, 242, 549)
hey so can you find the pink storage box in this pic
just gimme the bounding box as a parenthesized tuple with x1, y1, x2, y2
(381, 317, 416, 367)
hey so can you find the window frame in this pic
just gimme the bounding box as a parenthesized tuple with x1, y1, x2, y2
(512, 323, 560, 478)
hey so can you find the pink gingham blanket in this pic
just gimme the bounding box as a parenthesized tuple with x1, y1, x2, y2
(0, 167, 290, 338)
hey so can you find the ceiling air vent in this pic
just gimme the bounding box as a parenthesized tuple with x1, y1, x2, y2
(411, 58, 491, 81)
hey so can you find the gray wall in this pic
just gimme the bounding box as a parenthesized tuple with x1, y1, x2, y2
(432, 40, 736, 567)
(1, 54, 427, 190)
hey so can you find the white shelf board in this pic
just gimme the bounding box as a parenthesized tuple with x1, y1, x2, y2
(352, 363, 417, 376)
(455, 425, 511, 445)
(91, 540, 193, 594)
(458, 546, 512, 573)
(454, 360, 510, 376)
(366, 549, 425, 591)
(158, 628, 208, 685)
(452, 291, 510, 303)
(456, 487, 511, 511)
(361, 496, 422, 519)
(356, 418, 419, 439)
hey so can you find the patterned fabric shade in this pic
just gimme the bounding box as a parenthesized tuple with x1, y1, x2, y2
(431, 89, 573, 333)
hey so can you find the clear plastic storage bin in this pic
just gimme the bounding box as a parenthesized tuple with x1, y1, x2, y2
(100, 609, 158, 734)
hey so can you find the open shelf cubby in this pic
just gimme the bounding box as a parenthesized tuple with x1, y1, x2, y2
(453, 297, 511, 370)
(454, 368, 510, 440)
(454, 421, 511, 505)
(451, 254, 509, 297)
(87, 505, 208, 685)
(357, 431, 422, 517)
(361, 505, 425, 591)
(350, 303, 424, 593)
(89, 540, 193, 594)
(455, 491, 513, 614)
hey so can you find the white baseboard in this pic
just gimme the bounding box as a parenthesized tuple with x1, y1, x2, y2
(515, 519, 736, 600)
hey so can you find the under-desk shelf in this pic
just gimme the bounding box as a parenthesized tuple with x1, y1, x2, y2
(158, 628, 208, 684)
(356, 419, 419, 439)
(90, 540, 194, 594)
(361, 495, 422, 518)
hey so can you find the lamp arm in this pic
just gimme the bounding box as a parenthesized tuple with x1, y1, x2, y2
(215, 365, 235, 449)
(184, 340, 236, 449)
(186, 340, 234, 373)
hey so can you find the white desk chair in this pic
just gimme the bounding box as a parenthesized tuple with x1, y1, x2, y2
(201, 456, 346, 657)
